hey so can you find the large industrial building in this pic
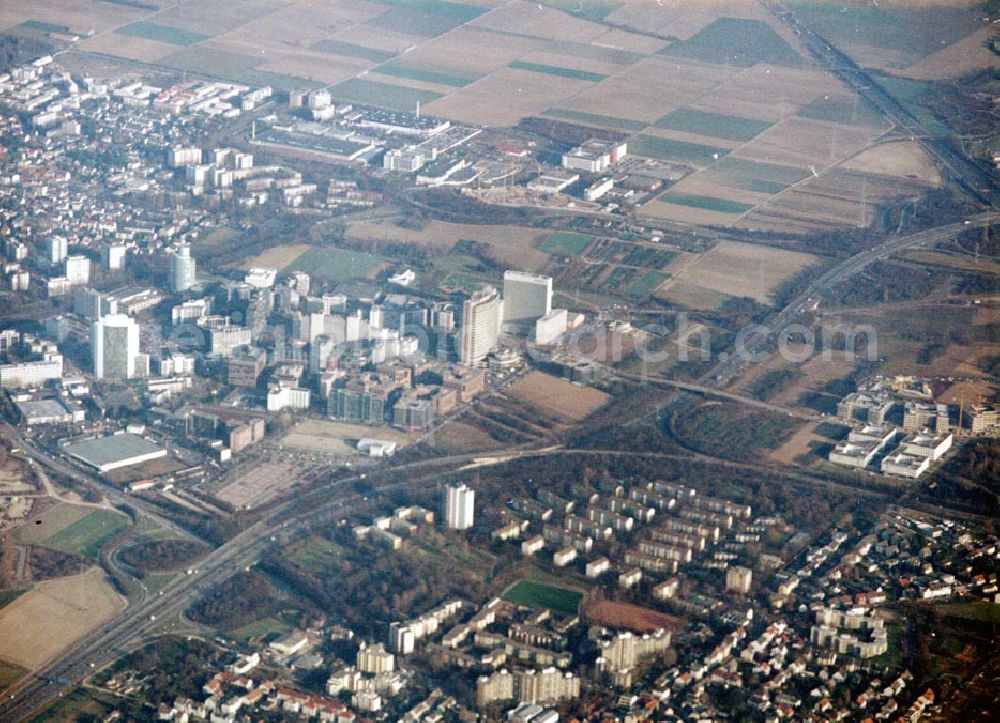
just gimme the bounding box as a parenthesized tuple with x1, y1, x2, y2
(502, 270, 552, 332)
(64, 433, 167, 472)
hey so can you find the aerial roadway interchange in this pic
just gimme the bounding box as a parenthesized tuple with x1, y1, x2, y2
(1, 208, 995, 721)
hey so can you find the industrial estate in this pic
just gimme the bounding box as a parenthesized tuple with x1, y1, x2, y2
(0, 0, 997, 722)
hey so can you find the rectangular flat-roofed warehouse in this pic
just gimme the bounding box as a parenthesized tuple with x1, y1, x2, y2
(64, 433, 167, 472)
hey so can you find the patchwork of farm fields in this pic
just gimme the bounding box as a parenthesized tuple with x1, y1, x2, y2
(0, 0, 967, 238)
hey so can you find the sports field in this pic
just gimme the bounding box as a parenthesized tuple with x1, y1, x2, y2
(285, 247, 384, 284)
(540, 231, 595, 256)
(41, 510, 131, 561)
(502, 580, 583, 615)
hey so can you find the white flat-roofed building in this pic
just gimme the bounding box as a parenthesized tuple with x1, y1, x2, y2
(358, 438, 397, 457)
(829, 425, 898, 469)
(267, 384, 311, 412)
(584, 177, 614, 202)
(244, 267, 277, 289)
(503, 270, 552, 331)
(585, 557, 610, 578)
(64, 433, 167, 472)
(92, 314, 140, 379)
(534, 309, 569, 346)
(65, 254, 91, 285)
(880, 431, 952, 478)
(0, 354, 63, 389)
(17, 398, 75, 425)
(444, 483, 475, 530)
(553, 546, 577, 567)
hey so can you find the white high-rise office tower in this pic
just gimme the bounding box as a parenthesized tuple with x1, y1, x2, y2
(92, 313, 140, 379)
(47, 236, 68, 266)
(65, 254, 90, 285)
(168, 244, 196, 293)
(459, 285, 502, 365)
(502, 270, 552, 330)
(444, 484, 475, 530)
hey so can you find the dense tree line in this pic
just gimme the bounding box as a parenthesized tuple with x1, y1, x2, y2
(119, 540, 208, 573)
(187, 571, 283, 629)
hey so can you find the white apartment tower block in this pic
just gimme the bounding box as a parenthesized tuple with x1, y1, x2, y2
(444, 483, 475, 530)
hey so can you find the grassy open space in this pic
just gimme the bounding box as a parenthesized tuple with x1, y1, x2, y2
(42, 510, 130, 560)
(509, 61, 607, 83)
(160, 47, 263, 79)
(285, 247, 384, 284)
(797, 95, 886, 128)
(542, 0, 623, 22)
(628, 134, 729, 164)
(116, 22, 209, 46)
(713, 157, 811, 185)
(660, 17, 801, 68)
(375, 62, 477, 88)
(367, 6, 471, 37)
(378, 0, 488, 22)
(230, 616, 294, 645)
(655, 109, 772, 143)
(311, 39, 395, 63)
(658, 192, 754, 215)
(330, 78, 443, 111)
(544, 109, 646, 132)
(502, 580, 583, 614)
(628, 270, 669, 298)
(0, 589, 25, 611)
(18, 20, 70, 34)
(540, 231, 595, 256)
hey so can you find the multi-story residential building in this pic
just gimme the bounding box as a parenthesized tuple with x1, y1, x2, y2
(444, 484, 475, 530)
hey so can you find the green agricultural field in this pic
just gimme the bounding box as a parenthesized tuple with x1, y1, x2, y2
(713, 157, 811, 185)
(655, 109, 772, 143)
(42, 510, 130, 561)
(367, 7, 469, 37)
(310, 39, 395, 63)
(286, 247, 384, 284)
(797, 95, 886, 128)
(786, 2, 984, 64)
(540, 231, 594, 256)
(375, 62, 477, 88)
(509, 61, 607, 83)
(330, 78, 442, 111)
(116, 22, 209, 46)
(658, 192, 754, 214)
(542, 0, 623, 22)
(237, 70, 322, 90)
(543, 109, 646, 132)
(161, 47, 263, 79)
(746, 179, 788, 195)
(378, 0, 488, 22)
(872, 75, 949, 137)
(661, 17, 801, 68)
(18, 20, 70, 34)
(502, 580, 582, 614)
(628, 271, 669, 298)
(628, 134, 729, 164)
(602, 266, 639, 293)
